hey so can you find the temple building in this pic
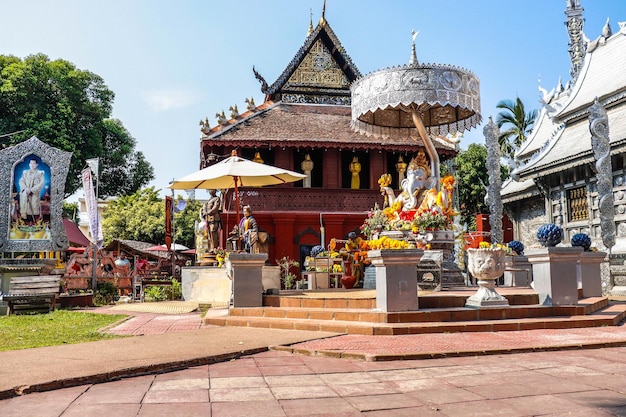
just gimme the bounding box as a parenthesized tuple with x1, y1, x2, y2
(199, 11, 458, 264)
(502, 1, 626, 288)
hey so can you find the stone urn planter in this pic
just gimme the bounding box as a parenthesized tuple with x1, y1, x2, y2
(465, 247, 509, 308)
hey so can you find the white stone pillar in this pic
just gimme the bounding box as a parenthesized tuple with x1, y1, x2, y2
(577, 251, 606, 297)
(368, 249, 423, 312)
(504, 255, 532, 287)
(526, 247, 582, 305)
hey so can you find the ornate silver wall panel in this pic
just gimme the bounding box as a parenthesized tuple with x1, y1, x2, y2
(518, 198, 548, 246)
(0, 137, 72, 252)
(589, 99, 616, 250)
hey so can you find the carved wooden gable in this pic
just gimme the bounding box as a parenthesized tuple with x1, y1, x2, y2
(286, 39, 350, 90)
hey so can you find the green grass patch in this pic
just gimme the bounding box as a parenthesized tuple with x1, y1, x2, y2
(0, 310, 128, 351)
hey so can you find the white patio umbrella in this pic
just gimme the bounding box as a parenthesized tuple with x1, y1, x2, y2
(168, 150, 306, 225)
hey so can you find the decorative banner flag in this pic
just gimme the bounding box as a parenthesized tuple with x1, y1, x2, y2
(175, 199, 186, 212)
(165, 196, 173, 251)
(82, 168, 103, 248)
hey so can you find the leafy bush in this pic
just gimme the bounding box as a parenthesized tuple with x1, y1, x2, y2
(94, 281, 119, 306)
(164, 279, 182, 300)
(143, 285, 167, 302)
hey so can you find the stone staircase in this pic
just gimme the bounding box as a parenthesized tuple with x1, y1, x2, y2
(203, 288, 626, 336)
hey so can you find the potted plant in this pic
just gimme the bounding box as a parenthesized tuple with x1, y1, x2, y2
(277, 256, 300, 290)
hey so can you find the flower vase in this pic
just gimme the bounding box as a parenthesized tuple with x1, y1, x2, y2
(465, 248, 509, 308)
(341, 261, 356, 289)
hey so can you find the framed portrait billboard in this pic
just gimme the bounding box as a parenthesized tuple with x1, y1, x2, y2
(0, 137, 72, 252)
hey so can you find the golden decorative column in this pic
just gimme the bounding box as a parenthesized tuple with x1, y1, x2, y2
(349, 156, 361, 189)
(301, 154, 314, 188)
(395, 156, 407, 190)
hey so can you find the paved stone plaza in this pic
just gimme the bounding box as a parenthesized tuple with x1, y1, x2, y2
(1, 304, 626, 416)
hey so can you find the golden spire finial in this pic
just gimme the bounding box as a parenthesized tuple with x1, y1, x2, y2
(307, 8, 314, 36)
(319, 0, 326, 25)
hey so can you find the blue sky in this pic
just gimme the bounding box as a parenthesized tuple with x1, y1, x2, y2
(2, 1, 625, 200)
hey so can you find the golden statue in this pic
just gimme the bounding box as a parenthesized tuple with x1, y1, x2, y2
(349, 156, 361, 189)
(395, 156, 407, 190)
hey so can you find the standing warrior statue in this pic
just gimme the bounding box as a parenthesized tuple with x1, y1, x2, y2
(201, 189, 223, 253)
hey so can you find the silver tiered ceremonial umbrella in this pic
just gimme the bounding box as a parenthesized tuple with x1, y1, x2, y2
(351, 32, 481, 190)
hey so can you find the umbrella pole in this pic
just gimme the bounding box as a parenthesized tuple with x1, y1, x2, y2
(411, 110, 440, 192)
(234, 176, 241, 250)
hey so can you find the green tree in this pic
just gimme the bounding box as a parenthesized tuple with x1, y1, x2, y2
(0, 54, 153, 197)
(62, 201, 79, 222)
(102, 187, 165, 244)
(495, 97, 537, 160)
(455, 144, 490, 228)
(99, 119, 154, 198)
(101, 187, 201, 249)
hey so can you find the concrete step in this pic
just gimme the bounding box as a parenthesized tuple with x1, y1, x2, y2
(204, 298, 626, 336)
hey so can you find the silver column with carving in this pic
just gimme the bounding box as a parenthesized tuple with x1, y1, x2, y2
(589, 98, 615, 251)
(484, 117, 503, 244)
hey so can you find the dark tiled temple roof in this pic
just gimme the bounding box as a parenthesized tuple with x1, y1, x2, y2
(202, 101, 457, 156)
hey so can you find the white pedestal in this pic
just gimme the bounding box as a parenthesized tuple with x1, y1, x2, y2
(368, 249, 423, 312)
(181, 266, 231, 307)
(182, 263, 279, 306)
(262, 266, 281, 293)
(526, 247, 582, 305)
(504, 255, 532, 287)
(577, 251, 606, 297)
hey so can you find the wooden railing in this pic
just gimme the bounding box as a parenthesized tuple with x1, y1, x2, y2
(223, 187, 384, 212)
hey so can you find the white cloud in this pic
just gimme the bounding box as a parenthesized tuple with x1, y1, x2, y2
(142, 89, 201, 112)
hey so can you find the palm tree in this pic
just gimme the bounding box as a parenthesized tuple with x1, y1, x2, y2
(495, 97, 537, 159)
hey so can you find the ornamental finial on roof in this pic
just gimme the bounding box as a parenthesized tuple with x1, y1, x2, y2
(409, 30, 419, 65)
(307, 8, 314, 36)
(245, 97, 256, 111)
(253, 66, 269, 94)
(319, 0, 326, 25)
(215, 111, 228, 126)
(601, 18, 613, 39)
(229, 105, 239, 119)
(199, 117, 211, 134)
(564, 0, 586, 80)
